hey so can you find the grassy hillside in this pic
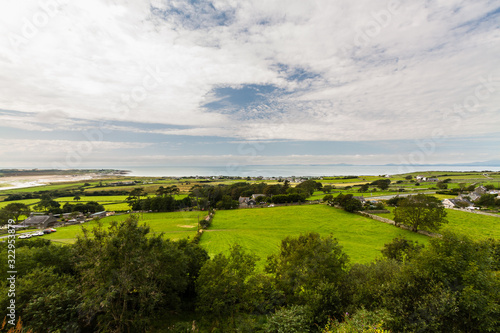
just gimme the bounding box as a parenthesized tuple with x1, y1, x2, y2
(199, 205, 429, 267)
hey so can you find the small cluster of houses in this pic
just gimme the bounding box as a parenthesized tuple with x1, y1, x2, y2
(415, 175, 440, 182)
(442, 185, 500, 209)
(239, 194, 266, 208)
(18, 210, 115, 229)
(192, 175, 312, 182)
(108, 181, 136, 186)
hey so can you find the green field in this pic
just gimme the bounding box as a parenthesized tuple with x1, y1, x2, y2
(441, 209, 500, 239)
(0, 198, 40, 209)
(374, 207, 500, 240)
(0, 194, 191, 213)
(199, 205, 429, 267)
(40, 211, 204, 244)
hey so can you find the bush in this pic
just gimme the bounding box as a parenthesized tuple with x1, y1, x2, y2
(323, 194, 334, 203)
(322, 308, 392, 333)
(264, 305, 310, 333)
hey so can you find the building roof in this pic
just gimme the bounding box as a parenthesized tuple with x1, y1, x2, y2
(23, 214, 57, 227)
(474, 185, 487, 194)
(239, 196, 250, 203)
(443, 198, 472, 206)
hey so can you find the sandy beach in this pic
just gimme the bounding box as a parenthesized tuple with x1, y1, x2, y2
(0, 173, 108, 191)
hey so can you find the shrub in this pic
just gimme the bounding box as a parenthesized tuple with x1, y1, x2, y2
(322, 308, 392, 333)
(264, 305, 310, 333)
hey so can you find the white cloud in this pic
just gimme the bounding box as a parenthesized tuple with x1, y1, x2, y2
(0, 138, 151, 154)
(0, 0, 499, 147)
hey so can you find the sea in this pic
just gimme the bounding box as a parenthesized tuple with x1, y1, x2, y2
(124, 165, 500, 178)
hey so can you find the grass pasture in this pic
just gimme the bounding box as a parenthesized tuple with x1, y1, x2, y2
(442, 209, 500, 239)
(199, 205, 429, 267)
(373, 207, 500, 240)
(40, 211, 204, 244)
(0, 198, 40, 209)
(56, 194, 188, 212)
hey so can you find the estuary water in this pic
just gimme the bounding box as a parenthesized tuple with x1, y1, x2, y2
(125, 165, 500, 178)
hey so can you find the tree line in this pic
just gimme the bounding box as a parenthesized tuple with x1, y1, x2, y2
(126, 180, 323, 211)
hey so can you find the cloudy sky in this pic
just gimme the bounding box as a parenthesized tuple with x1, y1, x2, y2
(0, 0, 499, 170)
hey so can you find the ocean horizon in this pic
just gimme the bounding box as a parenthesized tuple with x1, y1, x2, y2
(123, 165, 500, 178)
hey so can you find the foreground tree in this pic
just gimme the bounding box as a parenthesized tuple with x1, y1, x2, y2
(0, 239, 79, 331)
(382, 232, 500, 332)
(266, 233, 349, 325)
(196, 244, 258, 330)
(381, 237, 424, 262)
(74, 215, 201, 332)
(393, 194, 448, 232)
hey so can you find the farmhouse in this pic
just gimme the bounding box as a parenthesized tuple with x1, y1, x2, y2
(353, 196, 367, 204)
(442, 198, 472, 209)
(468, 193, 481, 201)
(23, 213, 58, 228)
(90, 211, 108, 219)
(474, 185, 488, 194)
(239, 196, 250, 204)
(238, 196, 257, 208)
(251, 194, 266, 201)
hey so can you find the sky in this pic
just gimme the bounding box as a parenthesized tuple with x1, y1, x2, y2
(0, 0, 499, 169)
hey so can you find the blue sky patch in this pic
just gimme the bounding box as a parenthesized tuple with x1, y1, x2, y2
(150, 0, 235, 29)
(203, 84, 279, 112)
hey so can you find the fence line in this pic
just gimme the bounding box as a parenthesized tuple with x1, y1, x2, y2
(448, 207, 500, 218)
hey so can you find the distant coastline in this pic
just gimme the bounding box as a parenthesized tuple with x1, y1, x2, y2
(1, 165, 499, 183)
(0, 169, 127, 191)
(123, 164, 500, 178)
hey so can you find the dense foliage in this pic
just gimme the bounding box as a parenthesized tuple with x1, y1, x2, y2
(0, 216, 498, 332)
(128, 180, 317, 211)
(332, 193, 363, 212)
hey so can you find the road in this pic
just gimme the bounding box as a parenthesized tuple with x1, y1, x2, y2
(364, 191, 436, 200)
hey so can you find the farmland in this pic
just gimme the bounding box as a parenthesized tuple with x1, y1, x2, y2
(41, 211, 203, 244)
(2, 170, 499, 254)
(199, 204, 429, 267)
(18, 204, 432, 265)
(373, 207, 500, 240)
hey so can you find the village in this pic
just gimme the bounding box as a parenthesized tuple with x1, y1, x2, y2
(4, 173, 499, 241)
